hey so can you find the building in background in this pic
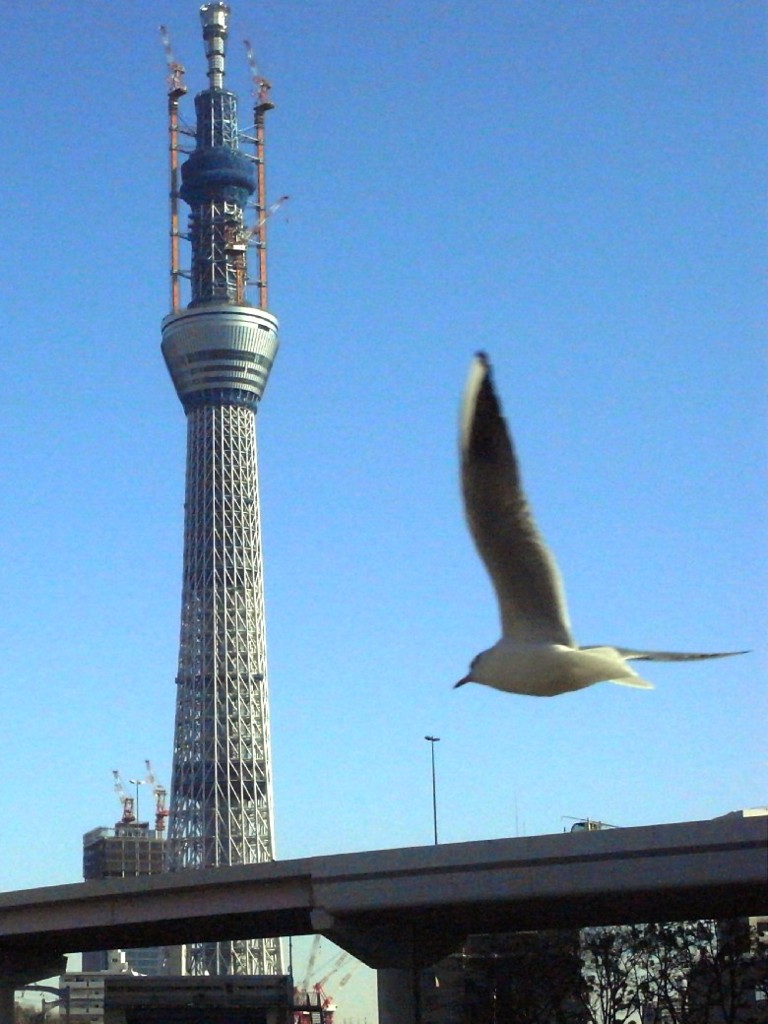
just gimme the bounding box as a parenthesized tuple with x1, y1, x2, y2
(63, 952, 137, 1024)
(81, 770, 175, 975)
(83, 825, 165, 883)
(61, 970, 292, 1024)
(82, 825, 167, 974)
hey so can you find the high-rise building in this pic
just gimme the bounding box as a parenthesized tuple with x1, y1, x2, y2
(83, 824, 166, 883)
(161, 2, 281, 977)
(81, 821, 169, 975)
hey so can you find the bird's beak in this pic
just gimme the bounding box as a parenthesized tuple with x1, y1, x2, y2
(454, 674, 471, 688)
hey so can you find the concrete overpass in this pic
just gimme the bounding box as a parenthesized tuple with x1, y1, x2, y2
(1, 815, 765, 1021)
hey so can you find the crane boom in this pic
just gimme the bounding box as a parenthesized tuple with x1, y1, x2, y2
(112, 770, 135, 825)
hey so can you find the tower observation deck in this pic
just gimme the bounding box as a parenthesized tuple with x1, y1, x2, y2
(161, 2, 281, 976)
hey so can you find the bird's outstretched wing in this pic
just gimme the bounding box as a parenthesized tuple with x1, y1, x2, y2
(612, 648, 748, 662)
(460, 352, 573, 645)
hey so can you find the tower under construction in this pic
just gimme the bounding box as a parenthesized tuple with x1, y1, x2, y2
(161, 2, 281, 976)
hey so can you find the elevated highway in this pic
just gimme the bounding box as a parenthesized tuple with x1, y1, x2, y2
(1, 814, 765, 986)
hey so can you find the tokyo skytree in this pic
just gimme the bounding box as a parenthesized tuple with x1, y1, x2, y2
(160, 2, 282, 976)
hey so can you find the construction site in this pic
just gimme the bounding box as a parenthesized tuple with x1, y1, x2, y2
(71, 764, 351, 1021)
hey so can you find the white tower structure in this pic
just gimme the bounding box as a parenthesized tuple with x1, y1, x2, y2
(161, 2, 281, 976)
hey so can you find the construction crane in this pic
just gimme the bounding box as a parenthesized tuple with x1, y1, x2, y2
(311, 983, 337, 1022)
(112, 770, 135, 826)
(143, 759, 170, 834)
(293, 943, 352, 1023)
(244, 38, 272, 108)
(160, 24, 187, 99)
(315, 951, 349, 990)
(335, 963, 360, 989)
(241, 195, 289, 242)
(298, 935, 323, 996)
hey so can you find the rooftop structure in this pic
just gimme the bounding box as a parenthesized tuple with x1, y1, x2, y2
(82, 789, 171, 977)
(83, 826, 167, 883)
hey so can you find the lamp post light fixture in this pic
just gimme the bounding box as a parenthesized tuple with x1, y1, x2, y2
(128, 778, 148, 824)
(425, 736, 440, 845)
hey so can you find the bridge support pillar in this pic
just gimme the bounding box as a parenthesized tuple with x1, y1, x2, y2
(0, 985, 14, 1024)
(0, 952, 68, 1024)
(311, 908, 461, 1022)
(377, 967, 421, 1024)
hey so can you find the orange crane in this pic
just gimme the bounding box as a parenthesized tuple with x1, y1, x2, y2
(244, 38, 272, 108)
(160, 24, 188, 312)
(293, 944, 354, 1023)
(143, 760, 170, 834)
(243, 38, 275, 309)
(311, 983, 337, 1022)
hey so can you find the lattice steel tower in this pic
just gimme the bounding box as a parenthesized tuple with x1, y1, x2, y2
(161, 2, 282, 976)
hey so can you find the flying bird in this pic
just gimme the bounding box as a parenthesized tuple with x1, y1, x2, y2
(455, 352, 746, 696)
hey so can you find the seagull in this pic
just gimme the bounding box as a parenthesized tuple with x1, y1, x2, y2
(455, 352, 746, 697)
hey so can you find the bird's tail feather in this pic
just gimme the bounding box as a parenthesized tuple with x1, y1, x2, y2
(573, 646, 652, 690)
(611, 676, 654, 689)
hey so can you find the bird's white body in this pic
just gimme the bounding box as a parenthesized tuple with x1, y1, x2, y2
(464, 641, 651, 697)
(456, 352, 745, 697)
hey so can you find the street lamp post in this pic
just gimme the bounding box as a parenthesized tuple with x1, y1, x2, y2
(128, 778, 147, 824)
(424, 736, 440, 845)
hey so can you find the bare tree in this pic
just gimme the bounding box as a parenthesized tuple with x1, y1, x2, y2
(426, 919, 767, 1024)
(13, 1002, 39, 1024)
(582, 920, 767, 1024)
(582, 925, 646, 1024)
(684, 920, 768, 1024)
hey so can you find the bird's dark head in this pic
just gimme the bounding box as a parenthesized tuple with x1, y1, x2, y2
(454, 653, 481, 688)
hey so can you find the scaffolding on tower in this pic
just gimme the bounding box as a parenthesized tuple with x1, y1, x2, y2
(244, 39, 274, 309)
(161, 24, 188, 313)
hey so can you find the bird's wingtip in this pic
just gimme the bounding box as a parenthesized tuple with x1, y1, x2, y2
(460, 354, 493, 454)
(472, 351, 492, 381)
(614, 647, 750, 663)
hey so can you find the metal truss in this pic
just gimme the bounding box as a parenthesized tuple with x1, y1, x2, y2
(168, 403, 281, 976)
(189, 200, 245, 305)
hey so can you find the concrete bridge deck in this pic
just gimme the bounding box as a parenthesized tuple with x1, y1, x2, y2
(1, 814, 765, 980)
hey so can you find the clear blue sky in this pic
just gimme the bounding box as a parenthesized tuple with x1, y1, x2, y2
(1, 3, 765, 1021)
